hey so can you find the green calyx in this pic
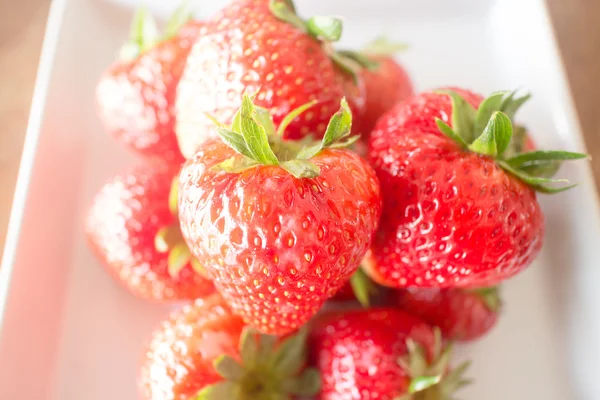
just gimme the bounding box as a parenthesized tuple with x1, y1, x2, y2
(339, 36, 410, 72)
(469, 286, 502, 313)
(269, 0, 368, 82)
(269, 0, 342, 43)
(154, 176, 206, 278)
(435, 90, 588, 193)
(349, 268, 379, 307)
(119, 2, 194, 61)
(195, 327, 321, 400)
(212, 93, 358, 178)
(396, 329, 471, 400)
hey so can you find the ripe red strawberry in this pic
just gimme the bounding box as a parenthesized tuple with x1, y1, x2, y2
(393, 286, 501, 341)
(175, 0, 366, 158)
(365, 89, 586, 288)
(345, 38, 414, 137)
(139, 294, 320, 400)
(96, 7, 200, 162)
(309, 308, 470, 400)
(85, 163, 214, 301)
(178, 95, 381, 335)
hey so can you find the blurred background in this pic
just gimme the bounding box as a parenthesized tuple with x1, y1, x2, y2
(0, 0, 599, 255)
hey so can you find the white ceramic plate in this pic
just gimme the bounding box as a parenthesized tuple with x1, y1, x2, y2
(1, 0, 600, 399)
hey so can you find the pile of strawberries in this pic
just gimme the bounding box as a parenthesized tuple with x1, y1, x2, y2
(86, 1, 586, 399)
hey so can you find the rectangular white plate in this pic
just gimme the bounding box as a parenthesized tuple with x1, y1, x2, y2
(2, 0, 600, 398)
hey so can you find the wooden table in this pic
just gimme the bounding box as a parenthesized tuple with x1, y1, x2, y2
(1, 0, 599, 254)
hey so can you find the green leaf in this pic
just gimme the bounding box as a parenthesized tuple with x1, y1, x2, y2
(474, 91, 508, 135)
(506, 150, 587, 180)
(282, 0, 297, 12)
(269, 0, 306, 31)
(328, 51, 361, 84)
(441, 361, 472, 395)
(231, 108, 243, 134)
(350, 268, 378, 307)
(363, 35, 409, 56)
(165, 0, 193, 39)
(438, 90, 477, 143)
(272, 327, 309, 375)
(216, 128, 254, 159)
(337, 50, 380, 70)
(497, 160, 576, 193)
(405, 339, 428, 377)
(468, 111, 513, 157)
(281, 160, 320, 178)
(506, 150, 588, 169)
(502, 92, 531, 120)
(435, 119, 467, 149)
(306, 16, 343, 42)
(255, 106, 277, 137)
(498, 160, 569, 185)
(169, 176, 179, 215)
(276, 100, 318, 137)
(256, 334, 278, 365)
(213, 355, 245, 381)
(204, 112, 226, 129)
(503, 124, 529, 157)
(194, 381, 238, 400)
(520, 161, 561, 178)
(531, 183, 578, 194)
(295, 143, 323, 161)
(154, 225, 184, 253)
(239, 328, 259, 367)
(328, 135, 360, 149)
(240, 95, 279, 165)
(429, 341, 453, 377)
(281, 368, 321, 396)
(190, 257, 208, 277)
(168, 242, 191, 277)
(212, 156, 261, 174)
(322, 98, 353, 147)
(295, 98, 353, 160)
(408, 375, 442, 393)
(130, 7, 160, 53)
(470, 286, 502, 312)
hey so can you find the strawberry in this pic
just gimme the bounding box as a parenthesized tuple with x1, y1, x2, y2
(178, 95, 381, 335)
(175, 0, 367, 158)
(309, 308, 470, 400)
(343, 37, 414, 137)
(96, 7, 200, 162)
(85, 162, 214, 302)
(139, 294, 320, 400)
(393, 286, 501, 341)
(365, 89, 587, 288)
